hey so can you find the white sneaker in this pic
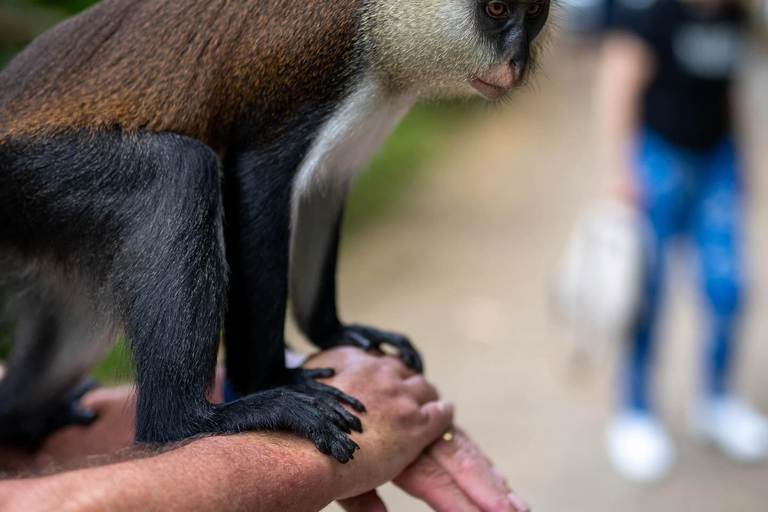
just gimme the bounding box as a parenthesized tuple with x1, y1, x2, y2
(690, 395, 768, 462)
(606, 411, 675, 482)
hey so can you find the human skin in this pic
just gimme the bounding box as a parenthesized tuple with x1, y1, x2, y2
(0, 348, 528, 512)
(594, 32, 653, 204)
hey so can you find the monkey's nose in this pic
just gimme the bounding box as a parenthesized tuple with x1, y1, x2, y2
(510, 56, 528, 85)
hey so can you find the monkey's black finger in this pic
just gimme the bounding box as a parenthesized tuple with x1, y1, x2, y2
(66, 377, 100, 402)
(319, 429, 358, 464)
(343, 330, 373, 350)
(68, 404, 98, 425)
(327, 414, 352, 434)
(315, 399, 353, 434)
(314, 436, 334, 456)
(334, 434, 360, 462)
(305, 368, 335, 379)
(44, 403, 97, 432)
(330, 442, 354, 464)
(316, 382, 366, 413)
(402, 349, 424, 375)
(330, 402, 363, 433)
(377, 338, 422, 374)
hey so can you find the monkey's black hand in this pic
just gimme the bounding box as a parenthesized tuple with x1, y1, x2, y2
(281, 368, 365, 462)
(0, 377, 98, 447)
(211, 368, 364, 464)
(330, 325, 423, 374)
(44, 376, 99, 431)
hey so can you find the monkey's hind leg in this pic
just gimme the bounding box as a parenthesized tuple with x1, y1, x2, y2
(290, 191, 423, 373)
(0, 282, 108, 447)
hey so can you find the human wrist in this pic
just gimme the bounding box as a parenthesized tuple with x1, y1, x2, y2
(1, 434, 348, 512)
(210, 433, 344, 511)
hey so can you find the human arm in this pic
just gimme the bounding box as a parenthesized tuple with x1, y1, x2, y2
(595, 33, 655, 203)
(2, 432, 346, 512)
(0, 348, 454, 511)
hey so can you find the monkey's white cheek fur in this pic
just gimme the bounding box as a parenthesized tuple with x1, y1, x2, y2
(362, 0, 496, 94)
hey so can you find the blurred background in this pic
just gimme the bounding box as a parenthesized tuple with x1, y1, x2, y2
(1, 1, 768, 510)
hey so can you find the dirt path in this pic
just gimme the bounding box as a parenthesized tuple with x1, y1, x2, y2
(315, 46, 768, 511)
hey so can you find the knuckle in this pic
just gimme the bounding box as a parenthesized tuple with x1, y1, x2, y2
(381, 355, 404, 370)
(399, 400, 422, 423)
(432, 472, 457, 490)
(492, 497, 515, 511)
(458, 456, 481, 475)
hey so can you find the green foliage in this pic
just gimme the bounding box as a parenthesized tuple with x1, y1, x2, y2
(91, 338, 134, 383)
(7, 0, 97, 15)
(345, 103, 463, 230)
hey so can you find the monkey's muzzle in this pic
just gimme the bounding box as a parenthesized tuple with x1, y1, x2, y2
(470, 61, 527, 101)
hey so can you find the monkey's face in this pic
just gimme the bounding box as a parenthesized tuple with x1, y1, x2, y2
(468, 0, 551, 100)
(363, 0, 551, 100)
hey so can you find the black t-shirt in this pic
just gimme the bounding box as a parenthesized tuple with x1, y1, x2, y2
(612, 0, 748, 149)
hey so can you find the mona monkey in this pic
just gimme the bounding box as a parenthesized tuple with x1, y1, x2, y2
(0, 0, 550, 461)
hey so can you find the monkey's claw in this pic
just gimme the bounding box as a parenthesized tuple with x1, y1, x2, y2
(213, 370, 364, 462)
(334, 325, 423, 374)
(280, 368, 364, 462)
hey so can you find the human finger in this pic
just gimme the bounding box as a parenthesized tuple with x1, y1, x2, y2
(402, 375, 440, 405)
(394, 453, 481, 512)
(428, 427, 527, 512)
(416, 400, 454, 445)
(338, 490, 388, 512)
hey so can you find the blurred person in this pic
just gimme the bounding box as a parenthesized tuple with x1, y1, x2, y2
(595, 0, 768, 481)
(0, 348, 529, 512)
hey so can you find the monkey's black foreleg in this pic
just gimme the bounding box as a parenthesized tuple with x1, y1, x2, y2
(1, 131, 358, 460)
(290, 189, 423, 373)
(66, 133, 357, 460)
(220, 150, 361, 461)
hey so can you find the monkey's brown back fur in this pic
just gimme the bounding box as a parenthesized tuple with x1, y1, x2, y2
(0, 0, 361, 153)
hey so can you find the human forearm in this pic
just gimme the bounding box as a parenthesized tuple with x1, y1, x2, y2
(595, 34, 654, 199)
(0, 349, 455, 512)
(2, 433, 340, 512)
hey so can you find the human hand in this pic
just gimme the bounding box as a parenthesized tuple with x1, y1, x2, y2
(339, 427, 529, 512)
(302, 347, 454, 501)
(608, 168, 640, 206)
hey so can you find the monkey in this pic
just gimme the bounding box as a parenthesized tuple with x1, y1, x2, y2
(0, 0, 550, 462)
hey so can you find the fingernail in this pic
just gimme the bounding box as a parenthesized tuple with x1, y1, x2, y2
(507, 493, 530, 512)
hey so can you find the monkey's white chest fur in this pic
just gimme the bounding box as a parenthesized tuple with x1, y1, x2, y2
(292, 77, 414, 203)
(288, 77, 414, 326)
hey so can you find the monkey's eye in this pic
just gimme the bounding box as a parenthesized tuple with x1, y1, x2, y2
(486, 1, 509, 18)
(526, 2, 543, 16)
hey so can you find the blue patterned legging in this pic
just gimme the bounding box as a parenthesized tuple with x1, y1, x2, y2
(624, 129, 745, 411)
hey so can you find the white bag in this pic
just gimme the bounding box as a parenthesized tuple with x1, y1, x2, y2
(554, 198, 651, 348)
